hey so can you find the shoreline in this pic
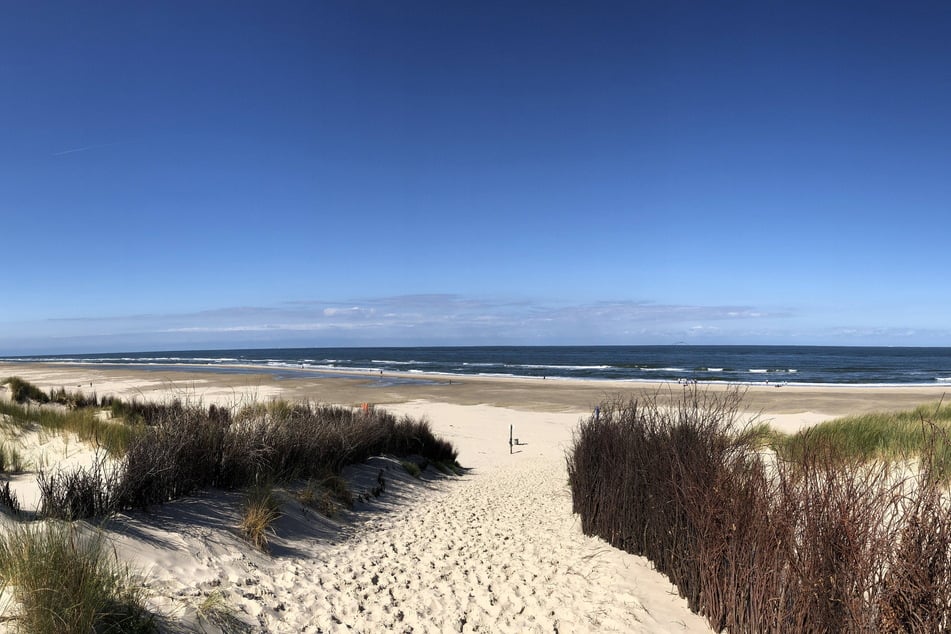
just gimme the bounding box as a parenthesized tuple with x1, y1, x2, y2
(2, 361, 948, 418)
(4, 344, 951, 388)
(3, 358, 951, 388)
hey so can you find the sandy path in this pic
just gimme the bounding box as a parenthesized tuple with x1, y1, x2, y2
(256, 456, 708, 633)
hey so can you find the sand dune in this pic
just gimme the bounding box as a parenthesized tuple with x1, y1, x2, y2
(92, 397, 711, 632)
(1, 362, 946, 631)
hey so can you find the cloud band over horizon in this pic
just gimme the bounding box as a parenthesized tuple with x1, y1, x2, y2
(1, 294, 796, 354)
(1, 293, 946, 355)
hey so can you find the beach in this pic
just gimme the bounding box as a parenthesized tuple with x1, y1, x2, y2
(1, 362, 948, 631)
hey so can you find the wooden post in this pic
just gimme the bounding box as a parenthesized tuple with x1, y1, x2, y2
(509, 424, 513, 454)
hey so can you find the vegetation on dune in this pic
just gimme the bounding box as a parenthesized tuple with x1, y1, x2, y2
(0, 522, 155, 633)
(0, 377, 460, 522)
(0, 396, 138, 458)
(240, 483, 281, 552)
(568, 387, 951, 632)
(0, 481, 20, 516)
(37, 454, 122, 521)
(297, 472, 355, 518)
(770, 401, 951, 480)
(0, 444, 25, 475)
(401, 460, 422, 478)
(114, 398, 458, 516)
(1, 377, 50, 404)
(0, 376, 462, 630)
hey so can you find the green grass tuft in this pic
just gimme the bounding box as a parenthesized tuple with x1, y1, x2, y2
(433, 460, 464, 476)
(0, 522, 154, 633)
(2, 377, 50, 404)
(771, 401, 951, 481)
(240, 484, 281, 552)
(0, 399, 139, 458)
(297, 474, 353, 518)
(401, 460, 422, 478)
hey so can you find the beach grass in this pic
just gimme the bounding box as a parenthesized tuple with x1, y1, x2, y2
(770, 401, 951, 480)
(401, 460, 422, 478)
(114, 399, 458, 515)
(433, 459, 463, 476)
(0, 396, 138, 457)
(0, 522, 155, 633)
(240, 484, 281, 552)
(0, 481, 20, 516)
(297, 480, 338, 517)
(0, 444, 25, 474)
(1, 377, 50, 404)
(2, 378, 460, 523)
(297, 473, 354, 518)
(37, 453, 122, 520)
(194, 589, 243, 631)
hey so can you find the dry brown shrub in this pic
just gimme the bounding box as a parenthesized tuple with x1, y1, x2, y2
(568, 386, 951, 632)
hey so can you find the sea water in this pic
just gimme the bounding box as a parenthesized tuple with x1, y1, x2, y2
(4, 346, 951, 386)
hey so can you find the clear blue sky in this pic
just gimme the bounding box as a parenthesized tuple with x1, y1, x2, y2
(2, 1, 950, 354)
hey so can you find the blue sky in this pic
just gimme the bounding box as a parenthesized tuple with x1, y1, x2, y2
(2, 1, 950, 354)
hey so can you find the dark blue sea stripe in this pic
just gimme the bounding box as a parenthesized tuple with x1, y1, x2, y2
(5, 346, 951, 386)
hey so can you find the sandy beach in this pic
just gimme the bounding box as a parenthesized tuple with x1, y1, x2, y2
(1, 362, 948, 632)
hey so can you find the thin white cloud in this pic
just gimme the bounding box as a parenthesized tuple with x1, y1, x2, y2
(322, 306, 368, 317)
(162, 322, 376, 333)
(51, 142, 119, 157)
(17, 293, 950, 353)
(24, 295, 781, 344)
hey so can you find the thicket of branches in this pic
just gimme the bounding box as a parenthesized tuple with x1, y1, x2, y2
(567, 387, 951, 632)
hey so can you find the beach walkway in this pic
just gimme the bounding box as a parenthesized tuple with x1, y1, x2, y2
(255, 456, 710, 633)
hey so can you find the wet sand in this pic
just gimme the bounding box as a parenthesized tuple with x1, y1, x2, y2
(2, 361, 946, 417)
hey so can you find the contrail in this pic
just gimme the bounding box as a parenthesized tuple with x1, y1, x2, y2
(52, 142, 118, 156)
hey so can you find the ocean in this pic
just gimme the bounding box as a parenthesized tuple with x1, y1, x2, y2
(3, 346, 951, 386)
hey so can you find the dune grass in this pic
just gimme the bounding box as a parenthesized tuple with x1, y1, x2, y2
(0, 444, 25, 474)
(0, 522, 155, 633)
(193, 589, 243, 631)
(0, 377, 462, 629)
(0, 397, 138, 458)
(770, 400, 951, 480)
(401, 460, 422, 478)
(240, 484, 281, 552)
(1, 379, 461, 523)
(297, 472, 357, 518)
(1, 377, 50, 404)
(37, 453, 122, 521)
(114, 399, 458, 515)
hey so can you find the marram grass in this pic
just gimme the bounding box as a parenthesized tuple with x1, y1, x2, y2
(0, 522, 154, 633)
(0, 398, 138, 457)
(770, 401, 951, 480)
(240, 484, 281, 552)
